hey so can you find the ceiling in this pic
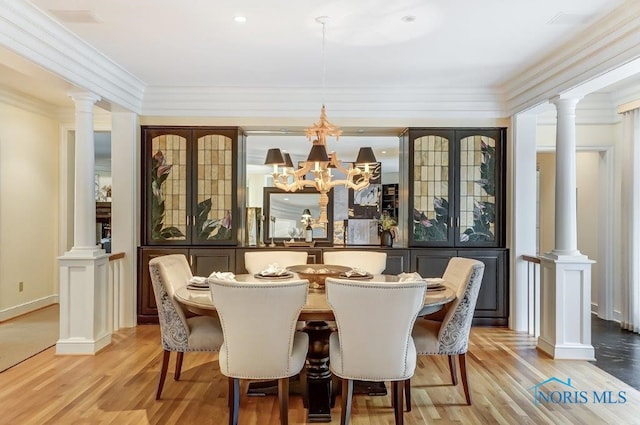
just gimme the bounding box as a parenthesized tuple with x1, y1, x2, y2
(3, 0, 629, 109)
(2, 1, 640, 168)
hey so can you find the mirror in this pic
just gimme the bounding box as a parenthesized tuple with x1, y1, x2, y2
(264, 187, 333, 242)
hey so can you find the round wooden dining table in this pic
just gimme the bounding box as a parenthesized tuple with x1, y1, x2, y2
(175, 273, 456, 320)
(174, 273, 456, 423)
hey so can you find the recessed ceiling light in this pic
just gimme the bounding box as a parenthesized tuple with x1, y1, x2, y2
(401, 15, 416, 23)
(381, 150, 387, 154)
(234, 15, 247, 23)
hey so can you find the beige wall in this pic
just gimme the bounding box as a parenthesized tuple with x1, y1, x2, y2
(0, 102, 60, 315)
(536, 121, 618, 316)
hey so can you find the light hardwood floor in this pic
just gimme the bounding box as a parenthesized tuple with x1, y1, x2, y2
(0, 325, 638, 424)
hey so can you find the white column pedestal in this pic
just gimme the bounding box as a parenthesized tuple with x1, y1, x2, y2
(56, 249, 111, 354)
(537, 254, 595, 360)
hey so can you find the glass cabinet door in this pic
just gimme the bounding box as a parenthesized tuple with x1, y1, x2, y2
(148, 130, 189, 243)
(193, 132, 235, 243)
(410, 131, 455, 246)
(408, 128, 504, 248)
(457, 133, 499, 245)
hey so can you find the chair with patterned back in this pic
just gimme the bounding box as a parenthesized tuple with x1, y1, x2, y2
(148, 254, 224, 399)
(209, 277, 309, 425)
(325, 277, 427, 425)
(407, 257, 485, 408)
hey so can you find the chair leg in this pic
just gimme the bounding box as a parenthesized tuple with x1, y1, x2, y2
(404, 379, 411, 412)
(341, 378, 353, 425)
(278, 378, 289, 425)
(156, 350, 171, 400)
(459, 353, 472, 405)
(174, 352, 184, 381)
(392, 381, 404, 425)
(448, 354, 458, 386)
(228, 377, 240, 425)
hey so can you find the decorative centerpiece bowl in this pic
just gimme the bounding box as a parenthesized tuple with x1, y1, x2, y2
(286, 264, 351, 290)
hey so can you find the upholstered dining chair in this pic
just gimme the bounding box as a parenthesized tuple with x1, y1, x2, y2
(244, 250, 308, 274)
(209, 277, 309, 425)
(148, 254, 224, 400)
(407, 257, 485, 408)
(325, 277, 427, 425)
(322, 250, 387, 274)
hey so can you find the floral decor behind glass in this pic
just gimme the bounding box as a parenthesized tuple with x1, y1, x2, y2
(151, 151, 185, 240)
(151, 150, 232, 241)
(461, 140, 495, 242)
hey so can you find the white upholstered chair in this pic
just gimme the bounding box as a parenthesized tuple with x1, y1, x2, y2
(244, 250, 308, 274)
(325, 277, 427, 425)
(148, 254, 224, 400)
(408, 257, 485, 407)
(322, 250, 387, 274)
(209, 277, 309, 425)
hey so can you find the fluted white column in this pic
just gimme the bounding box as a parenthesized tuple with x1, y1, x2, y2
(70, 91, 102, 251)
(57, 91, 111, 354)
(538, 95, 594, 360)
(551, 96, 581, 256)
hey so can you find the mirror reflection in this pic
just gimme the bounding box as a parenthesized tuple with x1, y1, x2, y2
(264, 188, 333, 240)
(246, 133, 399, 245)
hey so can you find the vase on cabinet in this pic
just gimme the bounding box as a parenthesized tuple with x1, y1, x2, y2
(380, 230, 393, 247)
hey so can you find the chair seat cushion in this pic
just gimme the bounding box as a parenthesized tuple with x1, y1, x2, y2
(411, 319, 441, 354)
(187, 315, 224, 351)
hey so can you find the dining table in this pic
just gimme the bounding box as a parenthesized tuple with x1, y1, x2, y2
(175, 272, 456, 423)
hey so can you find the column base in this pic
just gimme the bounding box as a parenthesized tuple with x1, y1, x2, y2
(537, 336, 595, 360)
(56, 334, 112, 355)
(57, 253, 111, 355)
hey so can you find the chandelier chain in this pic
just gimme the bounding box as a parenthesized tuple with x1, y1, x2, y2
(321, 20, 326, 106)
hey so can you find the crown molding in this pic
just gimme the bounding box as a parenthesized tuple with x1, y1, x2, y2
(0, 1, 145, 112)
(503, 1, 640, 115)
(0, 84, 57, 117)
(141, 86, 504, 122)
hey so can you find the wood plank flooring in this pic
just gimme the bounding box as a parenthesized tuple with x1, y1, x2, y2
(0, 325, 638, 424)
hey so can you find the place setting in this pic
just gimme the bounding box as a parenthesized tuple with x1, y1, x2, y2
(397, 273, 447, 291)
(186, 276, 209, 291)
(254, 263, 294, 280)
(339, 267, 373, 280)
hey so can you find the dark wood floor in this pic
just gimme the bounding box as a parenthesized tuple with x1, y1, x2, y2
(591, 316, 640, 390)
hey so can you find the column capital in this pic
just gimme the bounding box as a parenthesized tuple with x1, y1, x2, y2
(68, 91, 101, 110)
(550, 95, 582, 110)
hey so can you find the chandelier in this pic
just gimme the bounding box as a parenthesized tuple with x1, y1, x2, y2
(264, 17, 377, 224)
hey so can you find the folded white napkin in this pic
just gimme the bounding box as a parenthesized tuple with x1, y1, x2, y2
(189, 276, 207, 285)
(260, 263, 288, 276)
(344, 267, 369, 277)
(397, 272, 423, 282)
(208, 271, 236, 281)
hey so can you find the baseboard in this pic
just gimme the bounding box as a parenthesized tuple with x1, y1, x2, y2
(56, 333, 111, 355)
(614, 309, 623, 323)
(0, 295, 59, 322)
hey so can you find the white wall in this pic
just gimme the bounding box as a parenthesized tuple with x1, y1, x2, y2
(0, 102, 60, 318)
